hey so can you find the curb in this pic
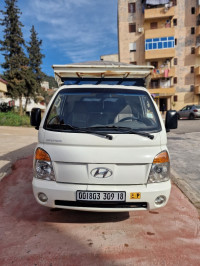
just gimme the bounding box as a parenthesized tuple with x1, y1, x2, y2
(171, 168, 200, 213)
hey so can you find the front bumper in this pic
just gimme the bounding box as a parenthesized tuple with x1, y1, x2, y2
(32, 179, 171, 212)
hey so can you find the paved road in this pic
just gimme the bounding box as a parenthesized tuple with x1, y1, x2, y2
(0, 155, 199, 265)
(0, 125, 200, 265)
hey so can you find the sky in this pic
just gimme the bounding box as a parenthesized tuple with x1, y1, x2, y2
(0, 0, 118, 76)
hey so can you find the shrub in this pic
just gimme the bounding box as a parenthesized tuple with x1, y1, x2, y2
(0, 111, 31, 127)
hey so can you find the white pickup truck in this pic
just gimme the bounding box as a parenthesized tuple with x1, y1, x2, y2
(31, 62, 177, 212)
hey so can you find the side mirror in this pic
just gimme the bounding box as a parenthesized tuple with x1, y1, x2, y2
(31, 108, 41, 130)
(165, 110, 178, 132)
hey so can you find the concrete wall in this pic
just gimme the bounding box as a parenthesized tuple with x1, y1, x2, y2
(100, 54, 119, 62)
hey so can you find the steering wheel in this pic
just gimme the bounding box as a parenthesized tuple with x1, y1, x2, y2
(118, 116, 138, 122)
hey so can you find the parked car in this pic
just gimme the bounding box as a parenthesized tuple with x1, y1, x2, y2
(177, 105, 200, 119)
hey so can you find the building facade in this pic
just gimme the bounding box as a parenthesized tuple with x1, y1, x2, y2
(0, 78, 8, 98)
(118, 0, 200, 111)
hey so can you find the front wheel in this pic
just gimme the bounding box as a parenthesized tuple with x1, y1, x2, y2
(189, 113, 195, 120)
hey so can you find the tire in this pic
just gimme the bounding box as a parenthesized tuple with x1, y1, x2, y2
(189, 113, 194, 120)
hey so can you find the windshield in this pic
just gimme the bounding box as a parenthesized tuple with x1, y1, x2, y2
(45, 88, 161, 133)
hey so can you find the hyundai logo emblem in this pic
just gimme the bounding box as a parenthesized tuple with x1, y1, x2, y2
(91, 168, 112, 178)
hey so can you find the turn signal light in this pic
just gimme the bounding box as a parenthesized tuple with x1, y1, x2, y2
(35, 148, 51, 161)
(153, 151, 169, 164)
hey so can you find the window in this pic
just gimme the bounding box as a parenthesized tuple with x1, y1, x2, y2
(174, 95, 178, 102)
(150, 22, 158, 29)
(175, 38, 177, 45)
(174, 58, 178, 65)
(191, 27, 195, 34)
(173, 19, 177, 26)
(191, 7, 195, 14)
(191, 66, 194, 73)
(151, 61, 158, 68)
(128, 3, 136, 13)
(191, 47, 195, 54)
(129, 42, 136, 52)
(174, 77, 177, 84)
(151, 80, 159, 89)
(190, 85, 194, 91)
(129, 23, 136, 33)
(172, 0, 177, 5)
(130, 61, 137, 65)
(145, 36, 175, 51)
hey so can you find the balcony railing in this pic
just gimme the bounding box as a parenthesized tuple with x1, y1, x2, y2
(195, 67, 200, 76)
(144, 6, 175, 20)
(145, 27, 175, 39)
(196, 46, 200, 56)
(145, 48, 175, 60)
(151, 67, 175, 78)
(194, 85, 200, 94)
(148, 87, 175, 96)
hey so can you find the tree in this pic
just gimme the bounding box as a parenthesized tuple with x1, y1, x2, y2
(26, 25, 45, 110)
(0, 0, 29, 115)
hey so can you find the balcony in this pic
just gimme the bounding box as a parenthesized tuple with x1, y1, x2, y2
(194, 85, 200, 94)
(144, 6, 175, 20)
(151, 67, 175, 79)
(196, 47, 200, 56)
(195, 67, 200, 76)
(145, 48, 175, 60)
(196, 26, 200, 36)
(145, 27, 175, 39)
(148, 87, 175, 96)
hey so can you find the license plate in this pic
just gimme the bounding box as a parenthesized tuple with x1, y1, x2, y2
(76, 191, 126, 202)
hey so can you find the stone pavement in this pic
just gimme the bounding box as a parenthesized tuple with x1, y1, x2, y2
(167, 131, 200, 210)
(0, 126, 37, 181)
(0, 155, 199, 266)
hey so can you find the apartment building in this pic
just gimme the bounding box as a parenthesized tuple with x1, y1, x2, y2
(118, 0, 200, 111)
(0, 78, 8, 99)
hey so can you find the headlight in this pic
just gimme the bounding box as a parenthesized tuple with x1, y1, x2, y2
(34, 148, 55, 181)
(148, 151, 170, 184)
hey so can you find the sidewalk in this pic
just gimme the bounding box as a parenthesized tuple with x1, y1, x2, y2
(167, 131, 200, 211)
(0, 126, 37, 181)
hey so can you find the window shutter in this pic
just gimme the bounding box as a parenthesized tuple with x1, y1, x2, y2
(129, 42, 136, 51)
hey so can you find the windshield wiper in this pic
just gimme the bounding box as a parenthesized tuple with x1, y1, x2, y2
(47, 124, 113, 140)
(47, 124, 154, 140)
(87, 126, 154, 140)
(126, 130, 154, 140)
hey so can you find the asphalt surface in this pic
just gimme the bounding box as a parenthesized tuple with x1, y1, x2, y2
(0, 124, 200, 265)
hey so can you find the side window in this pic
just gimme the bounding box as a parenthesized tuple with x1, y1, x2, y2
(47, 95, 62, 125)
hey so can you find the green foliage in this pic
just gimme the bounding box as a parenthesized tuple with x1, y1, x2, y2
(0, 111, 31, 126)
(0, 0, 29, 102)
(42, 74, 58, 89)
(27, 25, 44, 81)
